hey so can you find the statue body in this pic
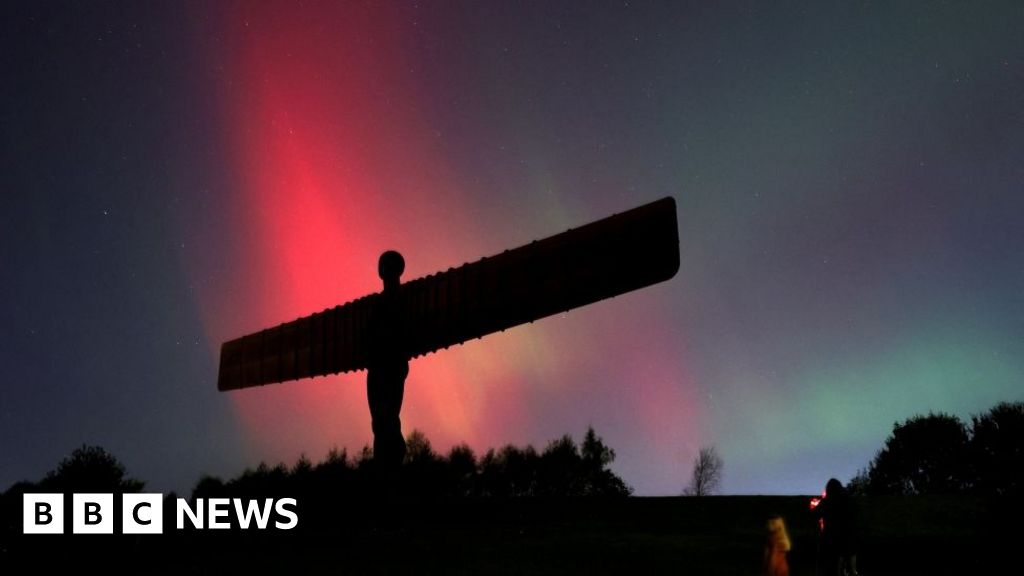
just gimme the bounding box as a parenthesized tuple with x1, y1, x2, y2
(367, 250, 408, 470)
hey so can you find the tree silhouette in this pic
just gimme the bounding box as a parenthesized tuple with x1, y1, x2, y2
(474, 429, 630, 497)
(580, 427, 632, 496)
(685, 446, 722, 496)
(191, 474, 226, 500)
(479, 444, 539, 497)
(864, 412, 970, 495)
(538, 435, 582, 496)
(969, 401, 1024, 496)
(445, 444, 478, 497)
(846, 467, 870, 496)
(403, 429, 446, 497)
(41, 444, 143, 493)
(404, 429, 437, 463)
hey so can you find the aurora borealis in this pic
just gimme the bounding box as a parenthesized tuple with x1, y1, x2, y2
(2, 1, 1022, 496)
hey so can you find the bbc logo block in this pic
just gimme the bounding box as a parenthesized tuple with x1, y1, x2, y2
(23, 493, 296, 533)
(23, 494, 63, 534)
(72, 493, 114, 534)
(123, 493, 163, 534)
(23, 493, 164, 534)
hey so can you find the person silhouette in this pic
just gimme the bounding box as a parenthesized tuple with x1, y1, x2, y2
(812, 478, 859, 576)
(367, 250, 409, 474)
(763, 515, 791, 576)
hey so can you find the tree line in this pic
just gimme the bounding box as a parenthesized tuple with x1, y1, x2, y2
(1, 426, 631, 506)
(849, 401, 1023, 496)
(4, 401, 1021, 506)
(198, 427, 632, 501)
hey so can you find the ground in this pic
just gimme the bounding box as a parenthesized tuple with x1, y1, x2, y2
(2, 495, 1016, 574)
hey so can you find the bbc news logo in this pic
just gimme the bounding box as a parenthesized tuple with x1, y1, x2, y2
(23, 494, 298, 534)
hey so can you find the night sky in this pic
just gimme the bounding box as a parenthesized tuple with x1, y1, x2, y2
(3, 1, 1022, 496)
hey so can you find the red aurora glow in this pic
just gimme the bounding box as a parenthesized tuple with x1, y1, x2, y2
(190, 2, 699, 489)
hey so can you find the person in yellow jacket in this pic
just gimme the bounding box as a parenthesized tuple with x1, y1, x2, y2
(763, 515, 792, 576)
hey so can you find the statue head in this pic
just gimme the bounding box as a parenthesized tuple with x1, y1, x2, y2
(378, 250, 405, 289)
